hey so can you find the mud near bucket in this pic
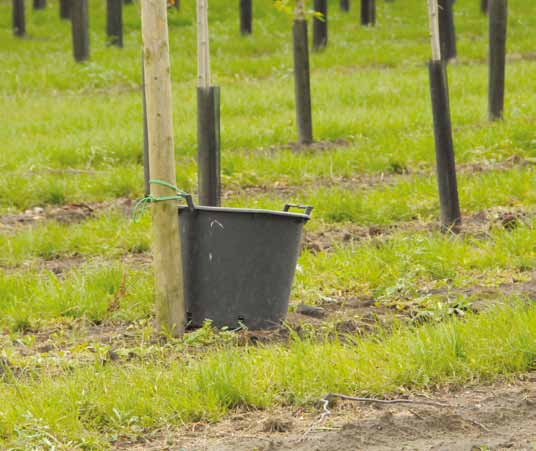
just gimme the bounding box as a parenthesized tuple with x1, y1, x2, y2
(178, 199, 312, 330)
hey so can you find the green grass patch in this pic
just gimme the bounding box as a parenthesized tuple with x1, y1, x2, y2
(1, 302, 536, 449)
(0, 262, 152, 331)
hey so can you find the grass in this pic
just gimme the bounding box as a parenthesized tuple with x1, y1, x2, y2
(1, 0, 536, 448)
(1, 222, 534, 331)
(2, 303, 536, 449)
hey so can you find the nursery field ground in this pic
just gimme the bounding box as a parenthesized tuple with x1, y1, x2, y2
(1, 0, 536, 449)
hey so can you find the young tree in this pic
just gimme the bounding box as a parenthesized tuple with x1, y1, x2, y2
(197, 0, 221, 206)
(427, 0, 461, 231)
(276, 0, 313, 144)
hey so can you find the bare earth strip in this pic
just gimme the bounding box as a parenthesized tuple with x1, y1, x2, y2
(120, 378, 536, 451)
(1, 155, 534, 227)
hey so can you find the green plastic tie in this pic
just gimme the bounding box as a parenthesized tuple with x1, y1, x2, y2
(132, 179, 189, 223)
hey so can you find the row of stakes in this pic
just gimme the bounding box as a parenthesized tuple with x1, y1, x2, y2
(10, 0, 508, 233)
(10, 1, 493, 61)
(152, 0, 507, 234)
(11, 0, 179, 59)
(10, 0, 458, 58)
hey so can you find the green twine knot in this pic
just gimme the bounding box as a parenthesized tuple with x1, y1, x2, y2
(132, 179, 190, 222)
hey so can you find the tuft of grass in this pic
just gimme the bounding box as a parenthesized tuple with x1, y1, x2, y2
(0, 263, 153, 330)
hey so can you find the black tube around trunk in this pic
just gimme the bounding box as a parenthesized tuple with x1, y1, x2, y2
(12, 0, 25, 36)
(71, 0, 89, 62)
(438, 0, 456, 61)
(340, 0, 349, 12)
(141, 54, 150, 197)
(239, 0, 252, 35)
(197, 86, 221, 207)
(428, 60, 461, 232)
(488, 0, 507, 121)
(33, 0, 46, 10)
(60, 0, 71, 19)
(292, 20, 313, 145)
(361, 0, 376, 26)
(313, 0, 327, 50)
(481, 0, 488, 14)
(106, 0, 123, 47)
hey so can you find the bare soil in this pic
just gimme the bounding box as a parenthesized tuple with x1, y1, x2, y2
(224, 155, 535, 202)
(1, 156, 532, 230)
(303, 206, 534, 253)
(0, 198, 133, 229)
(121, 377, 536, 451)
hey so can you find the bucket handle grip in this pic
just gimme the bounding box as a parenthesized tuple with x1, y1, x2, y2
(183, 194, 195, 211)
(284, 204, 314, 217)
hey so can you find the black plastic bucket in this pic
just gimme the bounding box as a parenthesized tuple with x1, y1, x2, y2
(178, 200, 312, 329)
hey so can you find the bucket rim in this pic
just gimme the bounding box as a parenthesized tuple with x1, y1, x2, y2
(178, 205, 311, 221)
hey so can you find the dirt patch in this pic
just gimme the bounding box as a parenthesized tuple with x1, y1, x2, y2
(0, 198, 133, 229)
(452, 51, 536, 67)
(303, 206, 534, 253)
(118, 377, 536, 451)
(1, 156, 532, 227)
(248, 138, 353, 155)
(224, 155, 535, 201)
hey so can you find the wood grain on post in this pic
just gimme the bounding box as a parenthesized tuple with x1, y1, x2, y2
(488, 0, 507, 121)
(141, 0, 186, 337)
(71, 0, 89, 62)
(106, 0, 123, 47)
(12, 0, 25, 36)
(141, 54, 150, 197)
(197, 0, 211, 88)
(313, 0, 327, 50)
(428, 0, 441, 61)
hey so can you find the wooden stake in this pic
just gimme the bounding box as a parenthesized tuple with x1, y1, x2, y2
(196, 0, 221, 206)
(438, 0, 456, 61)
(197, 0, 211, 88)
(60, 0, 71, 20)
(197, 86, 221, 206)
(239, 0, 252, 35)
(488, 0, 507, 121)
(71, 0, 89, 62)
(12, 0, 25, 37)
(33, 0, 46, 10)
(428, 0, 441, 62)
(106, 0, 123, 47)
(360, 0, 375, 26)
(141, 0, 186, 337)
(313, 0, 328, 50)
(141, 53, 150, 197)
(427, 0, 461, 231)
(293, 19, 313, 144)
